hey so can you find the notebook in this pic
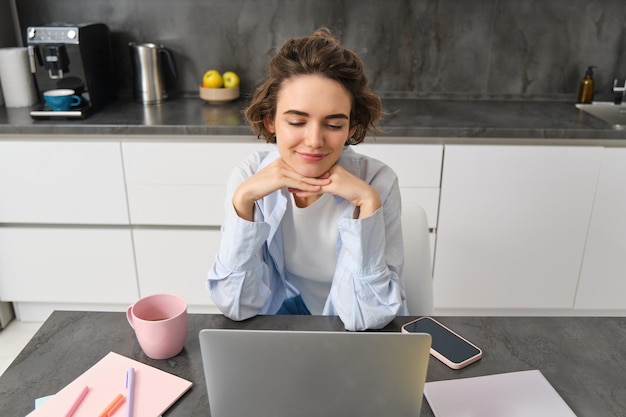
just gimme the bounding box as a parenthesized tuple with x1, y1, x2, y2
(27, 351, 192, 417)
(199, 329, 432, 417)
(424, 369, 577, 416)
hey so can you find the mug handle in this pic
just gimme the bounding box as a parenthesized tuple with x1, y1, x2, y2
(71, 95, 82, 107)
(126, 305, 135, 329)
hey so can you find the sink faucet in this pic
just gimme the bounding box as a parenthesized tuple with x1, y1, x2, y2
(613, 79, 626, 104)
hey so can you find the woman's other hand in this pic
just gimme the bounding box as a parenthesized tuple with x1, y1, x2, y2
(321, 164, 382, 219)
(232, 158, 331, 221)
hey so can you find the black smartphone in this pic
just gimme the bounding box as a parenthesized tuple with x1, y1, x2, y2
(401, 316, 482, 369)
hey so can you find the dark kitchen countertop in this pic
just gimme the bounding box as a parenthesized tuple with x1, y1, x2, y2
(1, 96, 625, 145)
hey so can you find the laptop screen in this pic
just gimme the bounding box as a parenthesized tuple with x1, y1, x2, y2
(199, 329, 431, 417)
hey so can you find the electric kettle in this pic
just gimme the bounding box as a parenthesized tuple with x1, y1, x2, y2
(129, 42, 177, 104)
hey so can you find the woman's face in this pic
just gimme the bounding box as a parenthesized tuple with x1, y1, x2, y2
(264, 75, 355, 178)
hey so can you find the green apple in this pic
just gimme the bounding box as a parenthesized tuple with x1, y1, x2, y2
(222, 71, 240, 88)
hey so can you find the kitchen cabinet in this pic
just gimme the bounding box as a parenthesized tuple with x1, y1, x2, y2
(123, 140, 443, 311)
(575, 148, 626, 310)
(0, 139, 134, 320)
(122, 140, 273, 314)
(0, 136, 445, 320)
(433, 145, 603, 313)
(6, 135, 624, 318)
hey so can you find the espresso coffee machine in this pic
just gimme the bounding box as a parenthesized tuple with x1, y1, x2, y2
(27, 23, 116, 119)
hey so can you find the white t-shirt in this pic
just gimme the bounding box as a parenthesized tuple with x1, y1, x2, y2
(281, 193, 339, 314)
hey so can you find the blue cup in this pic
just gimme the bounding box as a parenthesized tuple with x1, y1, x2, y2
(43, 89, 82, 111)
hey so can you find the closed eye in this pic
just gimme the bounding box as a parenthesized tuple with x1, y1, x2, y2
(283, 110, 350, 129)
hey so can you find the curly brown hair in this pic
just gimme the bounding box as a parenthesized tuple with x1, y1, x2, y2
(245, 28, 381, 145)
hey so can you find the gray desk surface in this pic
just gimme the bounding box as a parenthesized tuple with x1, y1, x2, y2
(1, 312, 624, 416)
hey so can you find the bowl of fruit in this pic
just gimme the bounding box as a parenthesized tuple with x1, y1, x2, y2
(199, 70, 240, 103)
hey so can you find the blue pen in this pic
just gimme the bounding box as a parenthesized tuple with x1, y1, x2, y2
(125, 367, 135, 417)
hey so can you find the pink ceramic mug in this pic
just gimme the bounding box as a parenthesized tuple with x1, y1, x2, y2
(126, 293, 188, 359)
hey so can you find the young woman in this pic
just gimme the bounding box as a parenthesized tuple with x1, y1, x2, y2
(207, 28, 406, 331)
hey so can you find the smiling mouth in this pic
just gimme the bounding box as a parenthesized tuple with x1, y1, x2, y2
(298, 152, 327, 162)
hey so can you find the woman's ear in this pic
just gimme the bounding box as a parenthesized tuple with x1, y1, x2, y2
(348, 125, 357, 139)
(263, 116, 275, 134)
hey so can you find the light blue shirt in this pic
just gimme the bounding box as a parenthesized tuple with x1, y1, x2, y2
(207, 146, 407, 331)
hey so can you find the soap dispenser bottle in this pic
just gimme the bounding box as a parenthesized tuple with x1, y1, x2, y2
(577, 66, 595, 104)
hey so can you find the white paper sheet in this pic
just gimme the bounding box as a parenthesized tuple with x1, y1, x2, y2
(424, 370, 577, 417)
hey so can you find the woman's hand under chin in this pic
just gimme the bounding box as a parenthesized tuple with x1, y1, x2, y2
(319, 164, 382, 219)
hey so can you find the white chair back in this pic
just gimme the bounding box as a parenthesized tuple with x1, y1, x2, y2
(401, 202, 434, 315)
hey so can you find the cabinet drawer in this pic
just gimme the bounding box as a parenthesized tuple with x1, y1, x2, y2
(355, 143, 443, 187)
(0, 141, 129, 224)
(0, 227, 138, 303)
(122, 141, 273, 184)
(132, 228, 220, 307)
(122, 141, 272, 225)
(126, 184, 224, 225)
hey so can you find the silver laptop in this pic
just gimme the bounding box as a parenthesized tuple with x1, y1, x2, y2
(199, 328, 431, 417)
